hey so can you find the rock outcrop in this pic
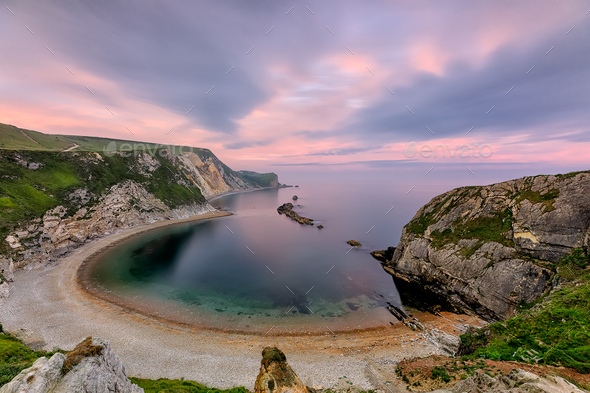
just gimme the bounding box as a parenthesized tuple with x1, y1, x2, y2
(277, 203, 313, 225)
(432, 369, 585, 393)
(0, 337, 143, 393)
(381, 171, 590, 321)
(254, 347, 307, 393)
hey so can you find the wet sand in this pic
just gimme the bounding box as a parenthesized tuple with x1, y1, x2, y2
(0, 211, 484, 391)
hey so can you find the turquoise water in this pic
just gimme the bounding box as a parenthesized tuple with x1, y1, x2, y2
(89, 182, 434, 333)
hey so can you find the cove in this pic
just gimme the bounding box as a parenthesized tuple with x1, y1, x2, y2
(82, 183, 424, 334)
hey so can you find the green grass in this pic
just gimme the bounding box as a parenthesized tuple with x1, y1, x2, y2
(431, 366, 452, 383)
(0, 150, 205, 255)
(129, 378, 249, 393)
(460, 247, 590, 373)
(235, 170, 278, 188)
(0, 328, 246, 391)
(515, 188, 560, 213)
(0, 122, 214, 156)
(430, 209, 514, 250)
(0, 327, 56, 386)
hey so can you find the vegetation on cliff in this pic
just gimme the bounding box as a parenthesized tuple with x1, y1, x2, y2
(130, 378, 248, 393)
(0, 150, 205, 255)
(236, 170, 279, 188)
(0, 327, 59, 386)
(459, 247, 590, 373)
(386, 170, 590, 320)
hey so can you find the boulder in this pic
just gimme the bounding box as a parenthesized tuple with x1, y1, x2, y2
(0, 337, 144, 393)
(347, 240, 362, 248)
(254, 347, 307, 393)
(292, 195, 298, 200)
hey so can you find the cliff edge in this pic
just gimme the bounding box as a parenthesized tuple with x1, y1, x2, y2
(382, 171, 590, 321)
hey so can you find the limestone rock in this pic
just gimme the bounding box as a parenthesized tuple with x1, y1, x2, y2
(425, 329, 460, 356)
(0, 337, 143, 393)
(254, 347, 307, 393)
(383, 171, 590, 321)
(432, 369, 585, 393)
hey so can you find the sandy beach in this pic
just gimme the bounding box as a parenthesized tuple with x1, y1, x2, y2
(0, 211, 483, 391)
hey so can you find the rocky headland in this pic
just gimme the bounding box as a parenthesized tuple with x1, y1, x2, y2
(374, 171, 590, 321)
(277, 203, 314, 225)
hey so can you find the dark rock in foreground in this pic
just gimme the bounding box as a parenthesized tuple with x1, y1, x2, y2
(254, 347, 307, 393)
(383, 171, 590, 321)
(277, 203, 313, 225)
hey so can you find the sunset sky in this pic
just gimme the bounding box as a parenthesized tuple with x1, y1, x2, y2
(1, 1, 589, 182)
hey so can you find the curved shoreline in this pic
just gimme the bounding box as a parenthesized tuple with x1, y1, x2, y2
(76, 217, 400, 336)
(0, 210, 482, 389)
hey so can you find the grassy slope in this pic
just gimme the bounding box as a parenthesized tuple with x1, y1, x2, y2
(0, 122, 278, 188)
(399, 171, 590, 374)
(0, 122, 215, 156)
(460, 247, 590, 373)
(130, 378, 249, 393)
(0, 150, 204, 255)
(0, 329, 58, 386)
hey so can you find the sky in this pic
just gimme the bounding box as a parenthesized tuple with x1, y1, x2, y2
(1, 1, 589, 186)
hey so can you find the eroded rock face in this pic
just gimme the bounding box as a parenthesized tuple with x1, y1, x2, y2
(254, 347, 307, 393)
(0, 337, 143, 393)
(384, 171, 590, 321)
(432, 369, 585, 393)
(6, 180, 212, 268)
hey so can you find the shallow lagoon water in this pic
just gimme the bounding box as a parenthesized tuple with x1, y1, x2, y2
(89, 182, 433, 333)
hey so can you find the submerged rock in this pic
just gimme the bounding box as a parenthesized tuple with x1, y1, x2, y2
(254, 347, 307, 393)
(383, 171, 590, 321)
(347, 240, 362, 248)
(0, 337, 144, 393)
(292, 195, 298, 200)
(277, 203, 313, 225)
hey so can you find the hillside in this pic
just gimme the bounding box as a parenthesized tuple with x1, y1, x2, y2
(0, 122, 279, 190)
(0, 123, 281, 266)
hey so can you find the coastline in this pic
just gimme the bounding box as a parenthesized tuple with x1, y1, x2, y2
(0, 206, 482, 390)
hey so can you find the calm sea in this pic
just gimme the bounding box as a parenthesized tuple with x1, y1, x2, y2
(89, 181, 441, 333)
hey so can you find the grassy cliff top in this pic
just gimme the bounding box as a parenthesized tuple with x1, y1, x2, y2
(0, 122, 213, 156)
